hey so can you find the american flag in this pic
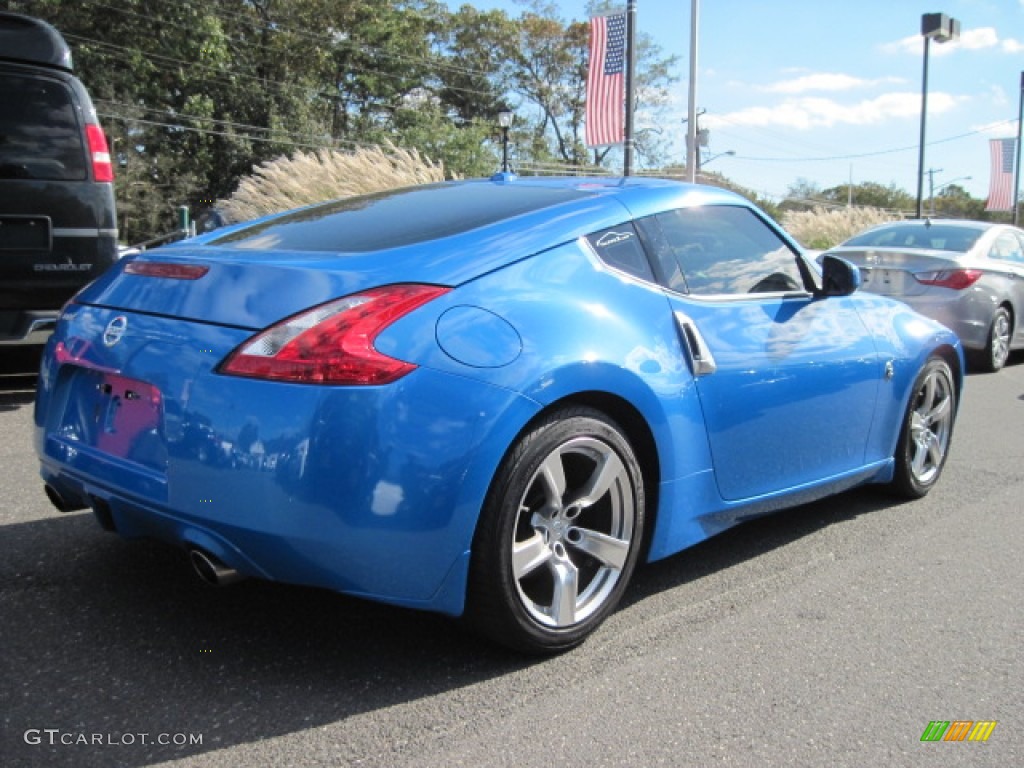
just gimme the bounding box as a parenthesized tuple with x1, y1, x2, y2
(984, 138, 1017, 212)
(585, 13, 626, 148)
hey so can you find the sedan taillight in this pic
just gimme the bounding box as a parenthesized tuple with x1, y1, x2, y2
(219, 284, 449, 385)
(913, 269, 983, 290)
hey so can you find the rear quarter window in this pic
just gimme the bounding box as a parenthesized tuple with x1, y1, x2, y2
(585, 223, 654, 282)
(0, 72, 86, 181)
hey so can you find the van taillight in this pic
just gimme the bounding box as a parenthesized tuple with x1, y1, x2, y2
(85, 124, 113, 182)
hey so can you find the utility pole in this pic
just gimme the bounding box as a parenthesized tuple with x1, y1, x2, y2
(927, 167, 943, 216)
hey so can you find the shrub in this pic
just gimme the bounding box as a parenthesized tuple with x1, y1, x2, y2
(216, 143, 449, 224)
(782, 206, 901, 250)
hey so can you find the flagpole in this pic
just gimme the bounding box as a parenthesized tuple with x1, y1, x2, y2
(1014, 71, 1022, 226)
(623, 0, 637, 176)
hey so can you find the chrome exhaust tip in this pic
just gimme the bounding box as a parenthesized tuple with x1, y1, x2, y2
(44, 484, 86, 513)
(189, 549, 245, 587)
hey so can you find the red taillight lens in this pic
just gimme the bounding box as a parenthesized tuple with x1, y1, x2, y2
(913, 269, 983, 290)
(85, 124, 114, 182)
(124, 261, 209, 280)
(219, 284, 449, 385)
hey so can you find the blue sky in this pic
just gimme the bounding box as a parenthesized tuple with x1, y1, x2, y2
(473, 0, 1024, 202)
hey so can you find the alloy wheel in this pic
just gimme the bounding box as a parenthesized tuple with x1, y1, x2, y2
(510, 435, 635, 628)
(907, 364, 954, 486)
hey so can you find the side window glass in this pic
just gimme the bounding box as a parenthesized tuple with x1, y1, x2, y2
(990, 232, 1024, 263)
(652, 205, 804, 296)
(585, 223, 655, 282)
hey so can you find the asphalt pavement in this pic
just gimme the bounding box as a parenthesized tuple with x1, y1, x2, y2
(1, 346, 1021, 767)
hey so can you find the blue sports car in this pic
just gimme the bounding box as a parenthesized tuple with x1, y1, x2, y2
(34, 176, 962, 653)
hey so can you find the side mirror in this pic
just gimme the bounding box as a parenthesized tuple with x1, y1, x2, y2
(819, 254, 861, 297)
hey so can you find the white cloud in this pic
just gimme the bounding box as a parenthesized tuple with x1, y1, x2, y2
(988, 85, 1009, 108)
(881, 26, 1009, 56)
(971, 120, 1021, 138)
(949, 27, 1000, 52)
(763, 73, 904, 94)
(881, 34, 922, 56)
(704, 92, 960, 131)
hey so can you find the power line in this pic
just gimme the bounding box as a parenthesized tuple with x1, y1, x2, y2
(732, 119, 1018, 163)
(96, 97, 498, 149)
(80, 0, 503, 84)
(97, 111, 369, 152)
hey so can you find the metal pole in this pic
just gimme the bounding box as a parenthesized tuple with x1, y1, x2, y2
(915, 36, 930, 219)
(686, 0, 699, 183)
(501, 126, 509, 173)
(623, 0, 637, 176)
(1014, 71, 1023, 226)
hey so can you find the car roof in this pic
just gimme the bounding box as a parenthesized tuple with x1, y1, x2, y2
(0, 12, 73, 72)
(204, 175, 748, 255)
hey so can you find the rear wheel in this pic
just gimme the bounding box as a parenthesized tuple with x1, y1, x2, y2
(889, 357, 956, 498)
(466, 407, 645, 654)
(980, 307, 1011, 372)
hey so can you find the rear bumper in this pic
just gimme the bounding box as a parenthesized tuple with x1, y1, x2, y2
(0, 309, 56, 345)
(33, 303, 539, 616)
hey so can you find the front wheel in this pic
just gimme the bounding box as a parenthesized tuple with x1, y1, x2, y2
(889, 357, 957, 499)
(465, 407, 645, 654)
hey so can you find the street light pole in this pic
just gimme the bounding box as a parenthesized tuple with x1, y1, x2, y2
(700, 150, 735, 171)
(686, 0, 699, 183)
(498, 108, 513, 173)
(916, 13, 959, 219)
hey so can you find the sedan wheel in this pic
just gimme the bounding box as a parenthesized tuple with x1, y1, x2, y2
(982, 307, 1011, 372)
(890, 357, 956, 498)
(467, 407, 645, 653)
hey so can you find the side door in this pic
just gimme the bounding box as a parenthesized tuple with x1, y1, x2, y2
(637, 204, 882, 501)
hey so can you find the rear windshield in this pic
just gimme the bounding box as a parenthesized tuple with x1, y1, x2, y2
(844, 224, 984, 253)
(210, 183, 594, 252)
(0, 72, 86, 181)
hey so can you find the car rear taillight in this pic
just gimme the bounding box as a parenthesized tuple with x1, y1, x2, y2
(219, 284, 450, 385)
(85, 124, 113, 182)
(124, 262, 209, 279)
(913, 269, 983, 290)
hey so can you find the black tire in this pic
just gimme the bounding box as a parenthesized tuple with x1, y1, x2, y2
(979, 307, 1012, 373)
(889, 357, 957, 499)
(465, 407, 645, 654)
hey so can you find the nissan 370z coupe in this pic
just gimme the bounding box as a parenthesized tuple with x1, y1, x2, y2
(34, 176, 963, 653)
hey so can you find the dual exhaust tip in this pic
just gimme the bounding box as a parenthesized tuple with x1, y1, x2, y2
(189, 549, 246, 587)
(45, 484, 245, 587)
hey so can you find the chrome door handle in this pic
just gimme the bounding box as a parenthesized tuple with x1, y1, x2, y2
(674, 311, 717, 376)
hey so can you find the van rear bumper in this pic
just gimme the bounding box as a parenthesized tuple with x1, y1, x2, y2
(0, 309, 57, 345)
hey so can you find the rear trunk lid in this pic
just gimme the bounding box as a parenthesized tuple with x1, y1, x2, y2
(73, 182, 629, 329)
(827, 247, 962, 297)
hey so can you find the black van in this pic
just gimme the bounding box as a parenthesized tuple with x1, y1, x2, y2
(0, 11, 117, 346)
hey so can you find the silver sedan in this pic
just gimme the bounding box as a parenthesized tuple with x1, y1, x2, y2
(825, 219, 1024, 371)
